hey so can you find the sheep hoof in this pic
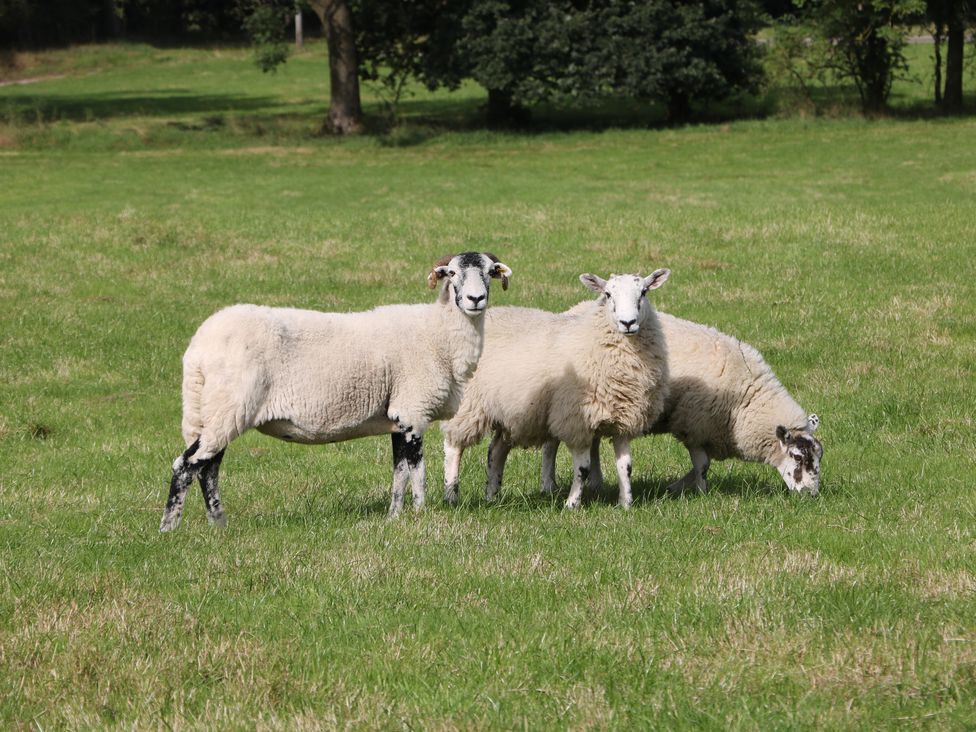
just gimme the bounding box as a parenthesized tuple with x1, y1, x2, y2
(617, 499, 632, 509)
(208, 513, 227, 528)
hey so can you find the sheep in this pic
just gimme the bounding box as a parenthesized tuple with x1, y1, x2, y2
(159, 251, 513, 531)
(540, 310, 823, 498)
(441, 269, 671, 510)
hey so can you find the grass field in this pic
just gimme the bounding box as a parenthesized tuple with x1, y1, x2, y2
(1, 42, 975, 729)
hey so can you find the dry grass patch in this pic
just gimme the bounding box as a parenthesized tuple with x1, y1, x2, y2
(220, 146, 316, 157)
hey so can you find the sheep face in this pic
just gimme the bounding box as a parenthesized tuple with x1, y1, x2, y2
(579, 269, 670, 335)
(428, 252, 512, 317)
(775, 416, 823, 495)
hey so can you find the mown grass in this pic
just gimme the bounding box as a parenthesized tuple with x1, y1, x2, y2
(1, 42, 975, 729)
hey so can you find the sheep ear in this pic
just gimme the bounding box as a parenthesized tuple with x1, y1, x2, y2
(580, 273, 607, 294)
(642, 268, 670, 293)
(490, 262, 512, 290)
(776, 425, 792, 448)
(806, 414, 820, 433)
(427, 266, 451, 290)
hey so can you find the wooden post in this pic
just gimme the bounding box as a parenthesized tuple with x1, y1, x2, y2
(295, 13, 304, 49)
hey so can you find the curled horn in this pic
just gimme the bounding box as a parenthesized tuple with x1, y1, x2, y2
(427, 254, 453, 289)
(484, 252, 509, 291)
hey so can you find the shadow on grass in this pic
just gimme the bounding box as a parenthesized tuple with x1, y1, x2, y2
(5, 76, 969, 149)
(367, 91, 781, 148)
(1, 90, 279, 122)
(2, 82, 778, 146)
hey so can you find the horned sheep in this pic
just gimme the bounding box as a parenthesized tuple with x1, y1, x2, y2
(159, 251, 512, 531)
(441, 269, 671, 510)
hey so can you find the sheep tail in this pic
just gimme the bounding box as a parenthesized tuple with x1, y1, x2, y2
(180, 358, 206, 448)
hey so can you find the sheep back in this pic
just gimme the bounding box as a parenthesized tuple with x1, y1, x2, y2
(182, 303, 464, 447)
(651, 312, 808, 461)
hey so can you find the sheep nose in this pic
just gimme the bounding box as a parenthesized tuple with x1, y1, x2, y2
(620, 318, 637, 331)
(467, 294, 486, 306)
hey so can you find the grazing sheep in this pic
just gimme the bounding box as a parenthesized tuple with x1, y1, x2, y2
(541, 311, 823, 497)
(441, 269, 670, 510)
(159, 252, 512, 531)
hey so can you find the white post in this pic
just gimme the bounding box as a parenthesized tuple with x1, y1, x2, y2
(295, 12, 304, 49)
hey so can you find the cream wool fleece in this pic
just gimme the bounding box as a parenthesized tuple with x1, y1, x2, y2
(649, 311, 809, 465)
(443, 298, 669, 453)
(181, 298, 485, 458)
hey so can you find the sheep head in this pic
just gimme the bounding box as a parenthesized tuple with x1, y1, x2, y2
(428, 252, 513, 316)
(579, 268, 670, 335)
(774, 416, 823, 496)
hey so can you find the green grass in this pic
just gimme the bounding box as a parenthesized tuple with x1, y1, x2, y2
(1, 42, 975, 729)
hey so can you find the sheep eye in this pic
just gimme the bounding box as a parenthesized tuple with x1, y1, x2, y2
(448, 270, 456, 277)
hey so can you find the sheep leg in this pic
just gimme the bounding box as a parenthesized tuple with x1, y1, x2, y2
(485, 430, 512, 502)
(564, 446, 591, 510)
(390, 430, 423, 518)
(160, 440, 200, 532)
(612, 436, 633, 508)
(588, 436, 604, 495)
(198, 449, 227, 527)
(666, 445, 710, 496)
(161, 438, 226, 532)
(540, 440, 559, 495)
(443, 440, 464, 506)
(410, 437, 427, 512)
(689, 447, 710, 493)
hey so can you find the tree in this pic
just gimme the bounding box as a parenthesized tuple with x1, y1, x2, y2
(353, 0, 469, 123)
(791, 0, 922, 113)
(308, 0, 363, 133)
(594, 0, 765, 121)
(928, 0, 973, 111)
(445, 0, 764, 123)
(240, 0, 364, 134)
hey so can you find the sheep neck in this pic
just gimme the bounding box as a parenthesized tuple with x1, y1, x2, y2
(438, 297, 486, 383)
(733, 373, 808, 466)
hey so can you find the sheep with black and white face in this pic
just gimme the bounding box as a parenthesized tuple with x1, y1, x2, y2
(159, 251, 512, 531)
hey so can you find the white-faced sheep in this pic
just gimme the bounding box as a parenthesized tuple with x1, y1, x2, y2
(159, 252, 513, 531)
(441, 269, 670, 510)
(542, 310, 823, 498)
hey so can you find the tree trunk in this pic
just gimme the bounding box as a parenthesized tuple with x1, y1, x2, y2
(486, 88, 529, 126)
(309, 0, 364, 135)
(857, 28, 891, 114)
(942, 20, 964, 112)
(933, 23, 944, 106)
(103, 0, 121, 39)
(666, 90, 691, 123)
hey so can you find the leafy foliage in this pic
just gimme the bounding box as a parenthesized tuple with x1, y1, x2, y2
(455, 0, 765, 120)
(0, 0, 242, 47)
(239, 0, 294, 73)
(783, 0, 924, 112)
